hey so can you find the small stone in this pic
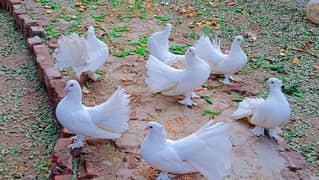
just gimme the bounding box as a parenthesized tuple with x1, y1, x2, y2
(54, 174, 72, 180)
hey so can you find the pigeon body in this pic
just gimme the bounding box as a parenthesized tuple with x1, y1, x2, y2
(194, 35, 248, 84)
(55, 80, 129, 148)
(145, 47, 210, 106)
(232, 78, 290, 139)
(141, 121, 231, 180)
(147, 23, 185, 65)
(53, 26, 109, 80)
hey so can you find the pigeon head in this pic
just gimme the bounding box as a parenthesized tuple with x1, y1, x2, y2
(87, 26, 95, 37)
(64, 80, 81, 94)
(145, 122, 164, 134)
(266, 78, 282, 89)
(165, 23, 172, 31)
(234, 36, 244, 44)
(186, 47, 196, 57)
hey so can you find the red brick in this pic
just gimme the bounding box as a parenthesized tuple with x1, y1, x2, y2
(51, 138, 73, 176)
(280, 151, 306, 171)
(13, 8, 26, 27)
(27, 36, 43, 50)
(54, 174, 72, 180)
(32, 44, 50, 61)
(60, 128, 75, 138)
(7, 0, 21, 13)
(85, 161, 98, 178)
(49, 79, 66, 109)
(28, 26, 44, 38)
(44, 67, 62, 97)
(15, 14, 31, 31)
(0, 1, 7, 10)
(23, 18, 39, 36)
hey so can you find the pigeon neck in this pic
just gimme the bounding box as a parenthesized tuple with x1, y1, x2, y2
(268, 87, 284, 99)
(148, 130, 167, 144)
(230, 43, 242, 54)
(66, 90, 83, 104)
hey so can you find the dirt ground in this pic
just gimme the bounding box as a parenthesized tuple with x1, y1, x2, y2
(0, 10, 59, 179)
(3, 0, 319, 179)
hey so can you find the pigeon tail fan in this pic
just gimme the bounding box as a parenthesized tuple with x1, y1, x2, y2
(193, 35, 223, 66)
(87, 87, 130, 134)
(147, 24, 185, 65)
(232, 97, 265, 119)
(175, 121, 231, 180)
(53, 33, 90, 77)
(145, 55, 181, 93)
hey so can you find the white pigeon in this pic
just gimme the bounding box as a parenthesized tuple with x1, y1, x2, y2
(147, 23, 185, 65)
(145, 47, 210, 106)
(232, 78, 291, 139)
(194, 35, 248, 84)
(53, 26, 109, 80)
(141, 121, 232, 180)
(55, 80, 130, 149)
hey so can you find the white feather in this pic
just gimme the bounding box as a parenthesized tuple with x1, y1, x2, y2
(147, 23, 185, 65)
(232, 78, 290, 129)
(232, 97, 265, 120)
(194, 35, 248, 83)
(56, 80, 129, 140)
(141, 121, 231, 180)
(53, 26, 109, 78)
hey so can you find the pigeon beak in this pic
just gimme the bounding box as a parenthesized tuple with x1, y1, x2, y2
(144, 127, 148, 131)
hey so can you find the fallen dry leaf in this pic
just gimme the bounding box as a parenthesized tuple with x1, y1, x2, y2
(187, 13, 195, 17)
(44, 5, 52, 9)
(315, 64, 319, 70)
(279, 49, 286, 56)
(292, 57, 300, 64)
(304, 41, 312, 48)
(82, 86, 90, 94)
(46, 10, 52, 14)
(196, 22, 203, 29)
(228, 2, 236, 7)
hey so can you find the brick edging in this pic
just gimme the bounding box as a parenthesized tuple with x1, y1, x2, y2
(0, 0, 309, 179)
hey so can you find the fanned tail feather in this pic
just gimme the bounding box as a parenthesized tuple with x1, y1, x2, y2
(53, 33, 90, 77)
(187, 121, 231, 180)
(145, 55, 179, 93)
(193, 35, 221, 66)
(232, 97, 265, 119)
(89, 87, 130, 135)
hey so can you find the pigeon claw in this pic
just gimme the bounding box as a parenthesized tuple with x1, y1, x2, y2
(251, 127, 265, 137)
(156, 172, 174, 180)
(68, 142, 84, 149)
(268, 128, 280, 140)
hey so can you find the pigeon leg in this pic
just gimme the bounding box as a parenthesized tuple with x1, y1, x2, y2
(179, 93, 197, 106)
(191, 91, 200, 99)
(268, 128, 280, 140)
(156, 172, 174, 180)
(68, 135, 84, 149)
(87, 71, 99, 81)
(251, 127, 265, 136)
(222, 74, 231, 85)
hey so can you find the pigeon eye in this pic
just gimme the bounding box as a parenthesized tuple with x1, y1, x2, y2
(271, 81, 274, 84)
(149, 126, 153, 129)
(237, 39, 241, 41)
(70, 84, 74, 87)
